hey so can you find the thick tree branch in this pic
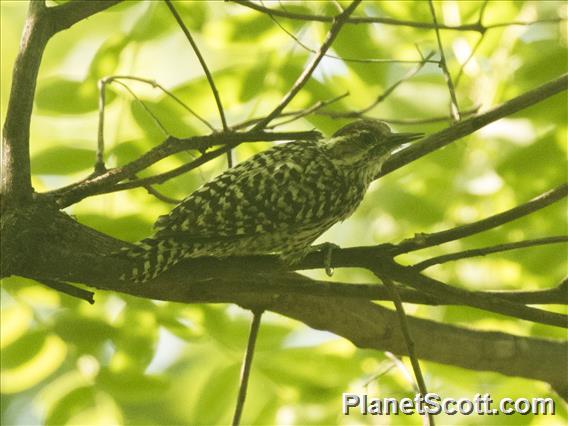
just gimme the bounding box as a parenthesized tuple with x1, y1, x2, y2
(195, 278, 567, 306)
(1, 0, 122, 208)
(2, 2, 51, 206)
(2, 205, 566, 389)
(49, 0, 122, 32)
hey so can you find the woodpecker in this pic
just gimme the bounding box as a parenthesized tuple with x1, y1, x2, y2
(121, 119, 422, 282)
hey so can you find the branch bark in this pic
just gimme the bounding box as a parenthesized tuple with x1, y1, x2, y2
(2, 2, 50, 206)
(1, 205, 565, 390)
(49, 0, 123, 32)
(1, 0, 122, 208)
(40, 130, 321, 208)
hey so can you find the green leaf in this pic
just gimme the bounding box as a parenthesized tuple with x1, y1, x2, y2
(32, 146, 95, 175)
(52, 312, 116, 353)
(239, 62, 271, 103)
(227, 14, 274, 41)
(35, 78, 99, 114)
(1, 331, 67, 394)
(130, 2, 175, 42)
(87, 34, 129, 80)
(193, 364, 240, 425)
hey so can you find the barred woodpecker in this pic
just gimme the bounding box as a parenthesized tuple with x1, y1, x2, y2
(121, 119, 422, 282)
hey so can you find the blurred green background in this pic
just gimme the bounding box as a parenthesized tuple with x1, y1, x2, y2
(1, 1, 567, 425)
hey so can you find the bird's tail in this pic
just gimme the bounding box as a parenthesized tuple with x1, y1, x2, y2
(118, 237, 184, 283)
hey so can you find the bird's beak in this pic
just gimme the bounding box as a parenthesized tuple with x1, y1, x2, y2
(387, 132, 423, 147)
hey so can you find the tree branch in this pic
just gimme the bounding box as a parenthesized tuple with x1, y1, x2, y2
(40, 129, 321, 208)
(1, 0, 123, 208)
(253, 0, 362, 129)
(2, 2, 51, 206)
(367, 258, 567, 328)
(413, 236, 568, 270)
(164, 0, 228, 131)
(428, 0, 460, 121)
(2, 205, 566, 389)
(378, 275, 435, 426)
(379, 73, 568, 178)
(391, 184, 568, 254)
(49, 0, 123, 33)
(37, 74, 566, 209)
(232, 0, 563, 33)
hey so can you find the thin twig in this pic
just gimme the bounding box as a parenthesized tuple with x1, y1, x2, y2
(159, 0, 232, 166)
(267, 92, 350, 128)
(41, 129, 321, 207)
(368, 259, 568, 329)
(379, 275, 434, 426)
(378, 108, 479, 125)
(231, 92, 350, 130)
(454, 1, 489, 89)
(142, 184, 182, 204)
(103, 75, 215, 131)
(164, 0, 228, 131)
(267, 10, 435, 65)
(454, 35, 485, 89)
(413, 236, 568, 270)
(315, 52, 436, 119)
(109, 146, 232, 192)
(111, 79, 169, 136)
(428, 0, 460, 121)
(392, 184, 568, 254)
(253, 0, 363, 130)
(362, 364, 396, 389)
(232, 309, 264, 426)
(484, 18, 563, 30)
(96, 78, 107, 174)
(235, 104, 479, 129)
(232, 0, 563, 32)
(38, 279, 95, 304)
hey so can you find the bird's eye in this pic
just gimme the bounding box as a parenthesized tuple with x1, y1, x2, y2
(357, 130, 376, 145)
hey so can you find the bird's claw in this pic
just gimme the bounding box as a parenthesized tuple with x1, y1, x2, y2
(311, 242, 340, 277)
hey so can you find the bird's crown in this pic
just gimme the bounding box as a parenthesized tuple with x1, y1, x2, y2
(324, 119, 422, 166)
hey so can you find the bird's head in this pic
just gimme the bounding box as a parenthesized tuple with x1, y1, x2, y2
(324, 119, 422, 170)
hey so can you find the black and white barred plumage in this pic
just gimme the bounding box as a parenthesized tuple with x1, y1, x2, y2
(122, 119, 422, 282)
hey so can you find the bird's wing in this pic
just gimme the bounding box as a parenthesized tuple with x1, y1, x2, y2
(153, 140, 349, 241)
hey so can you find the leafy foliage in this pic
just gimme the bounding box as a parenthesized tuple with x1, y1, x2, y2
(1, 1, 566, 425)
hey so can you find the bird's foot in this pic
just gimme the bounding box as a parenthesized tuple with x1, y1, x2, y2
(310, 242, 340, 277)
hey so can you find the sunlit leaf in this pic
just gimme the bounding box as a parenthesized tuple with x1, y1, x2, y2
(35, 78, 100, 114)
(0, 305, 32, 349)
(1, 333, 67, 394)
(87, 34, 129, 80)
(32, 146, 95, 175)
